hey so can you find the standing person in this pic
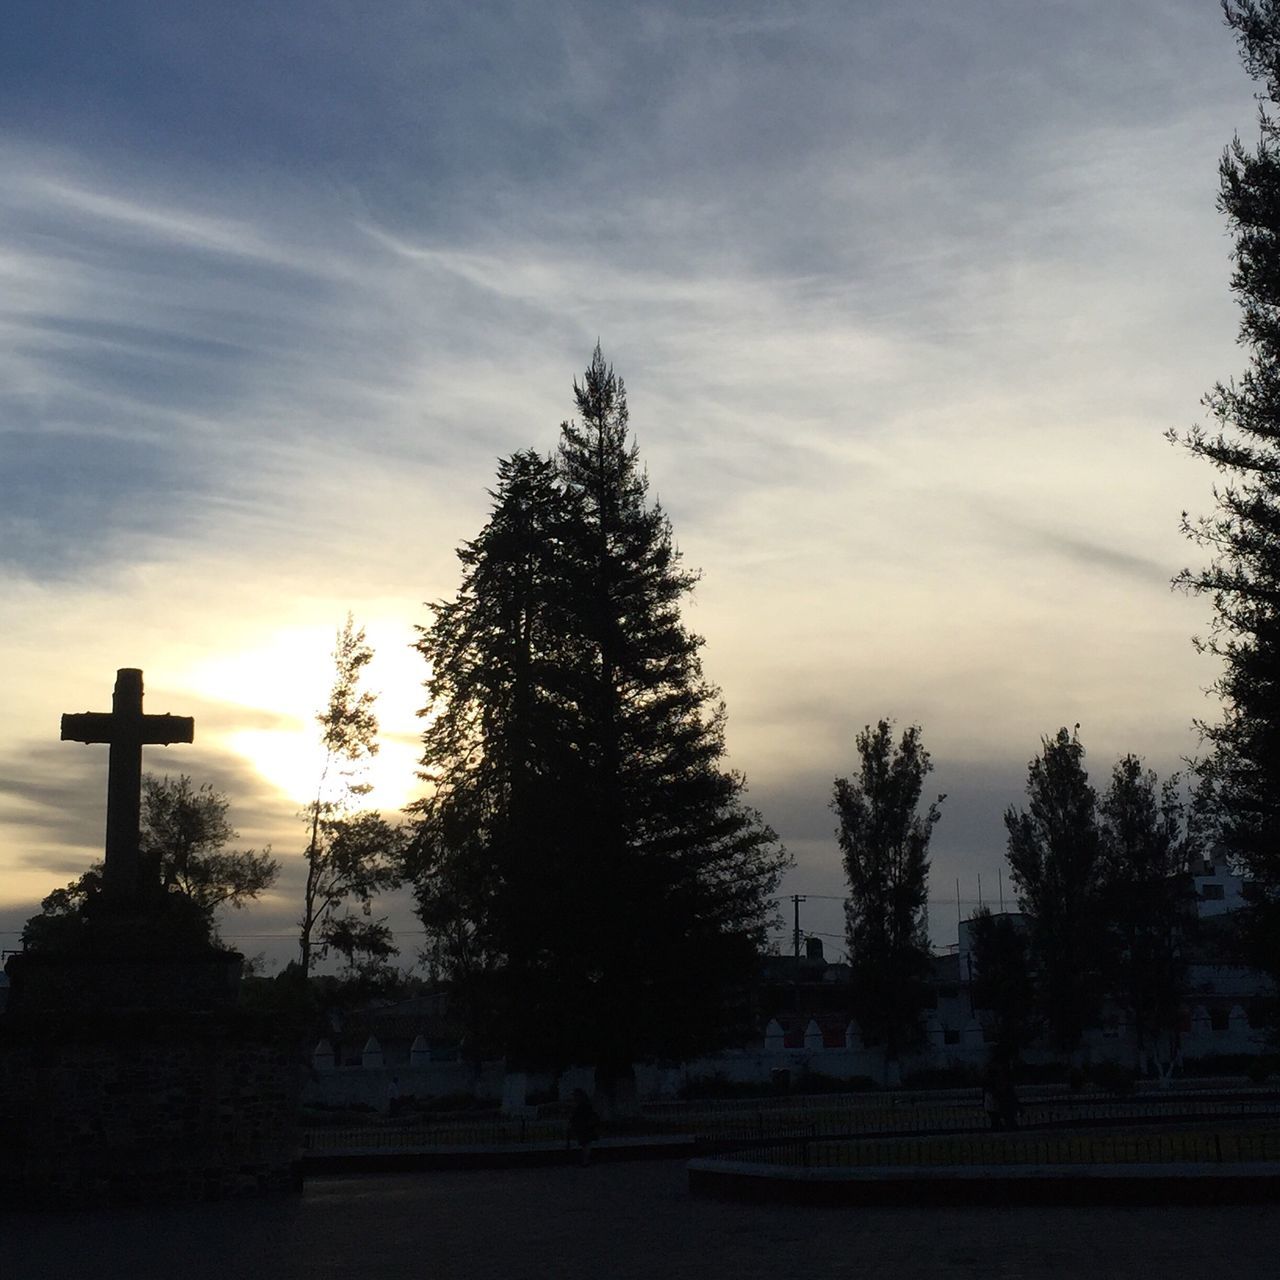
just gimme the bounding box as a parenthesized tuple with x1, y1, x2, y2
(568, 1089, 599, 1167)
(982, 1069, 1002, 1131)
(996, 1065, 1020, 1131)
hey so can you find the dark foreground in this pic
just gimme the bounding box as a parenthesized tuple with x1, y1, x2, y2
(4, 1158, 1280, 1280)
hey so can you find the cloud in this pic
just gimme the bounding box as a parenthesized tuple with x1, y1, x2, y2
(0, 733, 284, 865)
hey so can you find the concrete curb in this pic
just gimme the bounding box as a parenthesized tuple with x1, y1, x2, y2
(686, 1158, 1280, 1206)
(303, 1135, 695, 1174)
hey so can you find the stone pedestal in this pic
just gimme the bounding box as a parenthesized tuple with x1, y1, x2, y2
(0, 951, 301, 1206)
(4, 949, 243, 1014)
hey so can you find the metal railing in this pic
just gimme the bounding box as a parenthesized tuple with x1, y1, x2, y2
(300, 1089, 1280, 1156)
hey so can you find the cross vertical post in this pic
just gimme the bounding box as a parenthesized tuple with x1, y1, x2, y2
(105, 669, 144, 903)
(61, 668, 195, 908)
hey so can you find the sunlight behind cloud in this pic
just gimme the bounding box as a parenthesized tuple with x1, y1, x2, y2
(182, 619, 428, 812)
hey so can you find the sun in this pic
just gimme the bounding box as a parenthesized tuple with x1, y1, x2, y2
(182, 618, 428, 813)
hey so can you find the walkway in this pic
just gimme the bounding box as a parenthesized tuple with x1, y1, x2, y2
(6, 1158, 1280, 1279)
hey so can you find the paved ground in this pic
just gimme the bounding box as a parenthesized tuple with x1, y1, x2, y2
(5, 1158, 1280, 1279)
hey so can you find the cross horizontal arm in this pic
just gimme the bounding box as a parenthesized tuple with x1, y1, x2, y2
(61, 712, 115, 744)
(138, 716, 193, 747)
(61, 712, 195, 745)
(139, 714, 195, 746)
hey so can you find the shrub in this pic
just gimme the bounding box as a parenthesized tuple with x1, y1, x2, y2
(1089, 1060, 1136, 1096)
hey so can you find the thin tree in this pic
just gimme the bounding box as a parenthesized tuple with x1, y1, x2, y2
(1169, 0, 1280, 999)
(833, 719, 941, 1079)
(1004, 727, 1105, 1060)
(298, 616, 400, 977)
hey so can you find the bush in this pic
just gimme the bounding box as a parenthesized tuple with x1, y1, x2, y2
(902, 1064, 982, 1090)
(1089, 1060, 1136, 1096)
(1246, 1056, 1275, 1084)
(419, 1092, 497, 1114)
(1182, 1053, 1269, 1079)
(678, 1071, 879, 1101)
(794, 1070, 878, 1094)
(679, 1073, 774, 1101)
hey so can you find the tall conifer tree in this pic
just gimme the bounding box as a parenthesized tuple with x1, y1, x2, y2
(412, 350, 788, 1080)
(1172, 2, 1280, 991)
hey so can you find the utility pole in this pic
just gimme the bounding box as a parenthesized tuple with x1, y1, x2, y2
(791, 894, 806, 1020)
(791, 894, 806, 959)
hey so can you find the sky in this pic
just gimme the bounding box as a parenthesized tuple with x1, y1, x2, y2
(0, 1, 1262, 971)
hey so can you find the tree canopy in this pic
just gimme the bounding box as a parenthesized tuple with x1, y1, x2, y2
(23, 772, 277, 953)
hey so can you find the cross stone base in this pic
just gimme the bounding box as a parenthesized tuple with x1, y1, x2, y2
(0, 1005, 301, 1206)
(4, 948, 243, 1015)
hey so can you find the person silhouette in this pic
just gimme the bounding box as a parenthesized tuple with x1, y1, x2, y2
(568, 1089, 599, 1166)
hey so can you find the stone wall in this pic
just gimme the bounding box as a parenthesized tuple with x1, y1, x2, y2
(0, 1010, 301, 1206)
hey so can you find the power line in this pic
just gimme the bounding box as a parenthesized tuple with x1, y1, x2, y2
(0, 928, 433, 940)
(774, 893, 1010, 905)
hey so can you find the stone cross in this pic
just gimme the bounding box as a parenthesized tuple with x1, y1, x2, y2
(61, 668, 194, 906)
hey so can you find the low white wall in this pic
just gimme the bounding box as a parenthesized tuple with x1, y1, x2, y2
(303, 1060, 505, 1113)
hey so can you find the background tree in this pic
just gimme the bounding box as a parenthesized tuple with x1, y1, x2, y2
(299, 616, 401, 977)
(141, 774, 278, 917)
(23, 773, 276, 950)
(833, 719, 941, 1079)
(1170, 1, 1280, 999)
(1097, 757, 1196, 1074)
(968, 906, 1037, 1071)
(321, 912, 399, 989)
(410, 350, 789, 1090)
(1004, 727, 1105, 1061)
